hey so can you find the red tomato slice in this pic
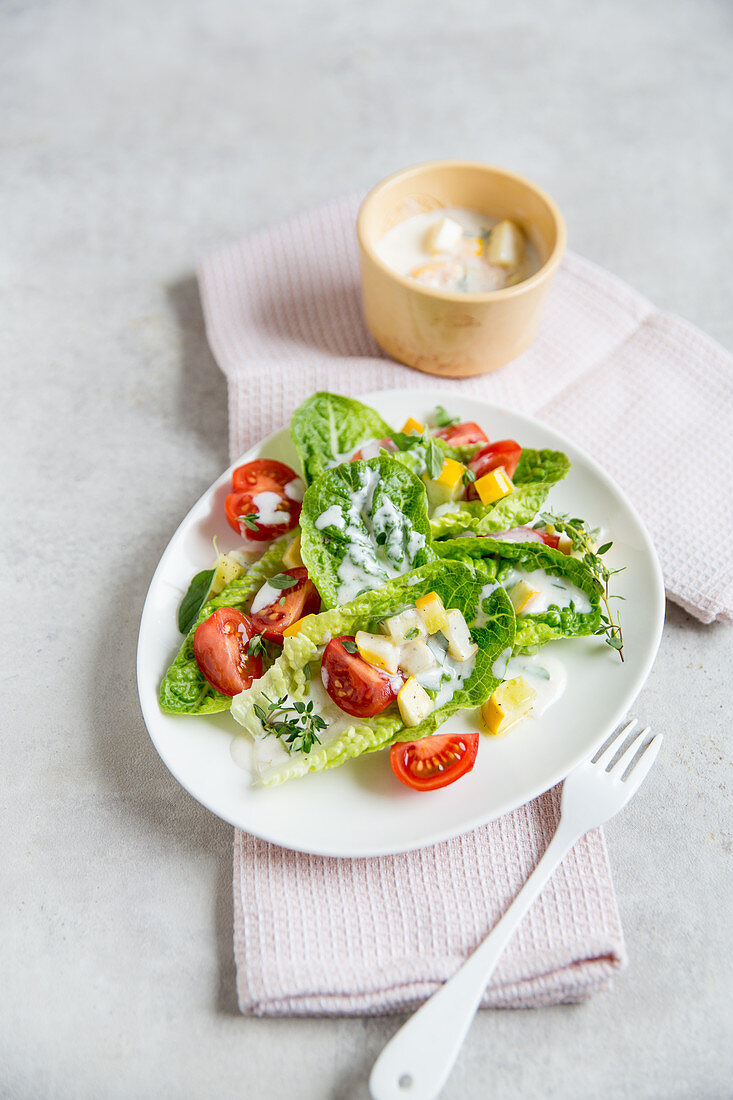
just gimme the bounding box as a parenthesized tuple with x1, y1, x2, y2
(193, 608, 262, 696)
(466, 440, 522, 500)
(225, 459, 302, 541)
(390, 732, 479, 791)
(435, 422, 488, 446)
(249, 568, 321, 643)
(321, 637, 400, 718)
(536, 529, 561, 550)
(351, 438, 396, 461)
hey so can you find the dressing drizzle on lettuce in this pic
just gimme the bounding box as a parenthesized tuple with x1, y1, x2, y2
(300, 456, 436, 608)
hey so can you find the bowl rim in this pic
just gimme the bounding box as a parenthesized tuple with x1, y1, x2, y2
(356, 159, 567, 303)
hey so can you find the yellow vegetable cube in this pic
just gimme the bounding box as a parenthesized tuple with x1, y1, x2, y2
(381, 608, 427, 644)
(482, 677, 537, 736)
(401, 417, 424, 436)
(355, 631, 401, 674)
(415, 592, 447, 634)
(474, 466, 514, 506)
(509, 579, 540, 614)
(282, 533, 302, 569)
(282, 614, 314, 638)
(210, 553, 245, 596)
(397, 677, 434, 727)
(435, 457, 466, 490)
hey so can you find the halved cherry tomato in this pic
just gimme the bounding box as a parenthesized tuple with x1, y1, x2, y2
(249, 568, 321, 643)
(225, 459, 302, 541)
(435, 422, 488, 446)
(193, 608, 262, 696)
(390, 732, 479, 791)
(321, 636, 400, 718)
(351, 438, 396, 461)
(466, 440, 522, 500)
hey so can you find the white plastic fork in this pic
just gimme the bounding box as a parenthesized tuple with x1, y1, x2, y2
(369, 720, 662, 1100)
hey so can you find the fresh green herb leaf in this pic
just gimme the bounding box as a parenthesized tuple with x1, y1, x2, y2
(303, 662, 312, 681)
(240, 511, 260, 531)
(247, 634, 266, 657)
(256, 692, 327, 755)
(537, 511, 625, 661)
(341, 638, 358, 654)
(269, 573, 299, 590)
(426, 437, 444, 480)
(434, 405, 460, 428)
(178, 569, 215, 634)
(376, 531, 387, 546)
(404, 626, 420, 640)
(463, 468, 477, 485)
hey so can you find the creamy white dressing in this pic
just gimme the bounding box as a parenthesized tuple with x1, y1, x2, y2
(416, 632, 476, 706)
(283, 478, 305, 501)
(250, 580, 282, 615)
(375, 208, 541, 293)
(313, 466, 426, 604)
(504, 567, 592, 615)
(252, 490, 290, 525)
(491, 649, 567, 718)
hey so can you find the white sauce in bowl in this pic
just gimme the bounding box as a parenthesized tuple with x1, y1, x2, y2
(376, 208, 541, 293)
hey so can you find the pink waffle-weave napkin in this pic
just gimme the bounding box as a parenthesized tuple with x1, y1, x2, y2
(198, 195, 730, 1016)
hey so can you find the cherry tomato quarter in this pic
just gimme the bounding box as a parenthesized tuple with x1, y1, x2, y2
(321, 637, 400, 718)
(193, 608, 262, 696)
(390, 732, 479, 791)
(249, 568, 321, 643)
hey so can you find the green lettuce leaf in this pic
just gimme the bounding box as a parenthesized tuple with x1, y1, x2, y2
(436, 536, 603, 647)
(429, 449, 571, 538)
(299, 456, 436, 609)
(290, 392, 394, 485)
(158, 533, 296, 715)
(230, 560, 515, 786)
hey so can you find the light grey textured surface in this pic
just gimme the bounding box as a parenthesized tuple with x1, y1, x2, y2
(2, 1, 731, 1097)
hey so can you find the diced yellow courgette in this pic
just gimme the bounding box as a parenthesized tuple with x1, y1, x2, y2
(397, 677, 434, 727)
(482, 677, 537, 736)
(381, 608, 427, 644)
(509, 579, 540, 614)
(282, 614, 314, 638)
(401, 417, 424, 435)
(282, 533, 303, 569)
(210, 553, 245, 596)
(474, 466, 513, 506)
(415, 591, 447, 634)
(398, 639, 438, 676)
(355, 631, 401, 674)
(443, 609, 478, 661)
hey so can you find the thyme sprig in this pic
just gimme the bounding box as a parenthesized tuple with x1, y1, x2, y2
(536, 512, 625, 661)
(253, 693, 327, 755)
(240, 511, 260, 532)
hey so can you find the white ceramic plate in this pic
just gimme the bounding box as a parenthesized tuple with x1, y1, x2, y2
(137, 389, 665, 857)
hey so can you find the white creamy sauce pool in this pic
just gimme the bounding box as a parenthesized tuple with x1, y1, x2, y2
(313, 466, 426, 603)
(492, 648, 567, 718)
(375, 207, 541, 293)
(504, 567, 592, 614)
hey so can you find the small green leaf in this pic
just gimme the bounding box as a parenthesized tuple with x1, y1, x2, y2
(463, 468, 477, 485)
(241, 511, 260, 531)
(269, 573, 299, 590)
(434, 405, 459, 428)
(177, 569, 216, 634)
(341, 638, 358, 654)
(404, 627, 420, 640)
(426, 437, 444, 480)
(597, 542, 612, 555)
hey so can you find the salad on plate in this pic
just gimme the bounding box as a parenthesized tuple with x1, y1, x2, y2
(158, 392, 623, 793)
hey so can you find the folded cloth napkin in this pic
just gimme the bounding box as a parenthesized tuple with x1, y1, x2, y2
(197, 194, 729, 1016)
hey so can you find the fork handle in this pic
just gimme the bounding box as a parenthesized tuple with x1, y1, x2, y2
(369, 820, 583, 1100)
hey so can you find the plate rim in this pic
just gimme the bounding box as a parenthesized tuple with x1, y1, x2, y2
(137, 388, 666, 856)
